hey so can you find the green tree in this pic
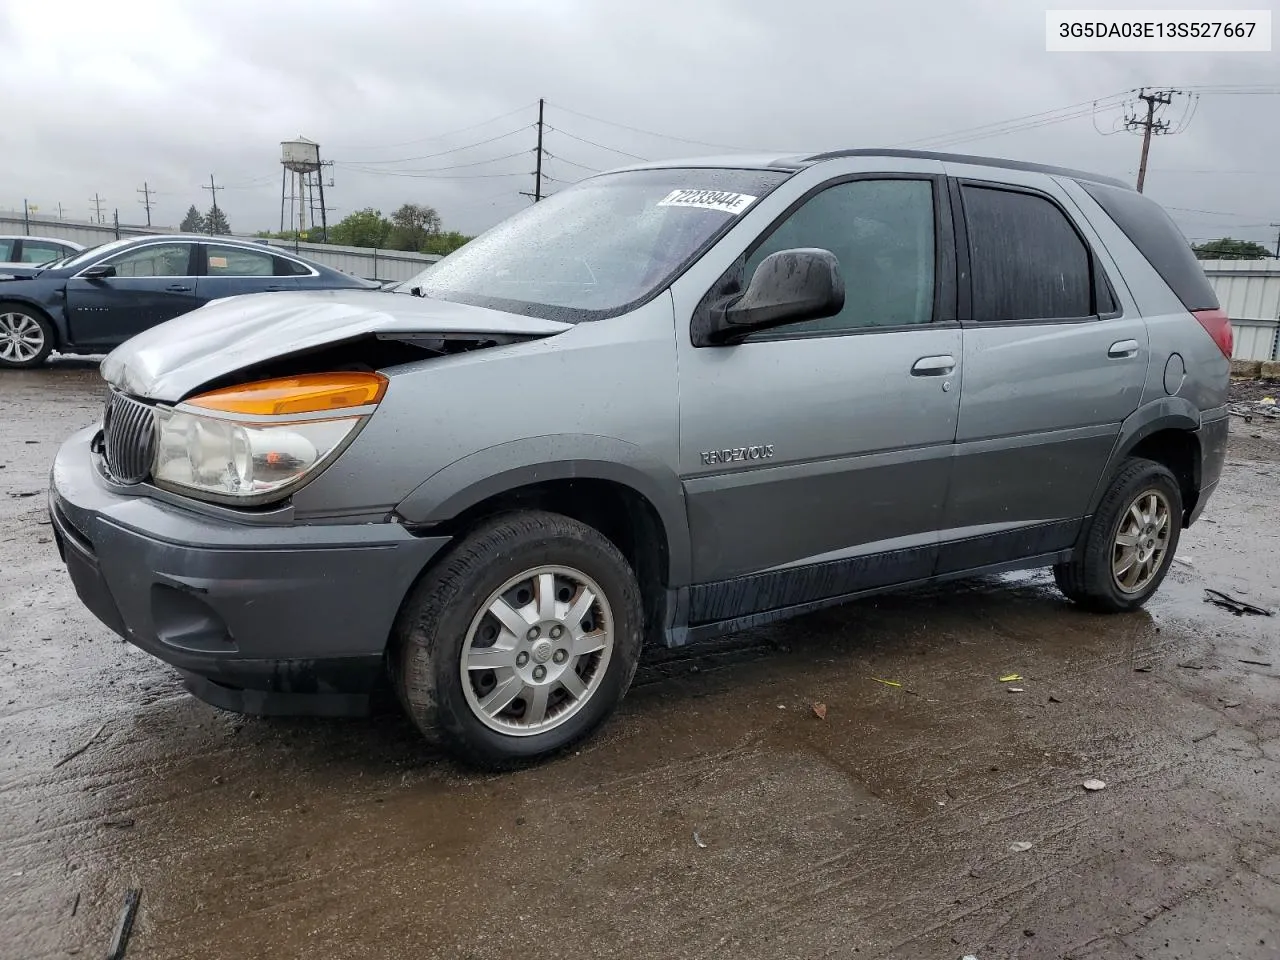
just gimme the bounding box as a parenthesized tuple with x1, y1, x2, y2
(387, 202, 442, 251)
(420, 230, 473, 256)
(180, 205, 205, 233)
(1192, 237, 1272, 260)
(204, 205, 231, 235)
(329, 208, 392, 248)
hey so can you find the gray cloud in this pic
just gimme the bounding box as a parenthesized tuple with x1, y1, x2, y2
(3, 0, 1277, 245)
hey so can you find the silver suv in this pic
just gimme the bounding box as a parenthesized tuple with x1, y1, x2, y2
(49, 150, 1231, 768)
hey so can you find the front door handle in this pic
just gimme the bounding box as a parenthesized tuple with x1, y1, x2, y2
(1108, 339, 1140, 359)
(165, 283, 192, 292)
(911, 355, 956, 376)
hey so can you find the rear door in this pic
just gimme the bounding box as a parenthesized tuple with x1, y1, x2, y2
(64, 241, 201, 348)
(195, 243, 301, 301)
(674, 168, 963, 622)
(938, 168, 1148, 573)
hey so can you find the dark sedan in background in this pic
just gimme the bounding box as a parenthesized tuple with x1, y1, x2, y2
(0, 235, 376, 368)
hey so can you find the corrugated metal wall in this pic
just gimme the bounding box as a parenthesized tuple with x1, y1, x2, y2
(1202, 260, 1280, 361)
(0, 212, 440, 283)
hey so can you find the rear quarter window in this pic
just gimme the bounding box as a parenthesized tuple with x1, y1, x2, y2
(1078, 181, 1219, 312)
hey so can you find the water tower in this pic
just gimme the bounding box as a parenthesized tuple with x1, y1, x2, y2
(280, 136, 328, 240)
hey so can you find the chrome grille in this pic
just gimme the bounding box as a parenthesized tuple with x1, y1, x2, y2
(102, 392, 156, 485)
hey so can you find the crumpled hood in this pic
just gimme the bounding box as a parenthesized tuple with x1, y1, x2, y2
(101, 289, 571, 401)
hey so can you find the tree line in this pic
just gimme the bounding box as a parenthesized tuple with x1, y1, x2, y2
(178, 202, 473, 257)
(1191, 237, 1274, 260)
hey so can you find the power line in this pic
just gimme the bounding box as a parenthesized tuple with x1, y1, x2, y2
(546, 126, 650, 162)
(328, 102, 537, 152)
(334, 150, 531, 175)
(546, 102, 764, 152)
(892, 92, 1130, 148)
(336, 166, 530, 180)
(335, 126, 530, 165)
(545, 153, 603, 174)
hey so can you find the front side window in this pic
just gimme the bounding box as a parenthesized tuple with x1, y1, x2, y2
(963, 186, 1092, 321)
(206, 244, 273, 277)
(395, 167, 791, 323)
(743, 178, 936, 336)
(102, 243, 193, 278)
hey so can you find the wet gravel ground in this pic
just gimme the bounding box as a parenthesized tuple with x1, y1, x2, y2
(2, 361, 1279, 960)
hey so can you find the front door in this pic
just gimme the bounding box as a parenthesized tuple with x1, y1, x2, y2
(65, 242, 200, 349)
(938, 173, 1149, 572)
(675, 175, 962, 624)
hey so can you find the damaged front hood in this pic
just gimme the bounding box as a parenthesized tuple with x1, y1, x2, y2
(101, 289, 571, 401)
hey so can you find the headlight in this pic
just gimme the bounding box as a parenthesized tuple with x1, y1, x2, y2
(151, 372, 387, 505)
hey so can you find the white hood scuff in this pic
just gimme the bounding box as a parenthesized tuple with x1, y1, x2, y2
(101, 289, 570, 401)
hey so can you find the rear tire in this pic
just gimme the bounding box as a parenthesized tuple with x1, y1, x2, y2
(393, 510, 643, 769)
(1053, 457, 1183, 613)
(0, 303, 55, 368)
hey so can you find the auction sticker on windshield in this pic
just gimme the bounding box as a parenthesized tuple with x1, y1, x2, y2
(657, 189, 758, 214)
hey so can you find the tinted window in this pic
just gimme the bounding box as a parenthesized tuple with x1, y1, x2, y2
(964, 186, 1091, 321)
(744, 179, 935, 335)
(207, 244, 273, 276)
(1079, 180, 1219, 311)
(0, 239, 14, 261)
(20, 241, 70, 264)
(103, 243, 193, 277)
(274, 255, 311, 277)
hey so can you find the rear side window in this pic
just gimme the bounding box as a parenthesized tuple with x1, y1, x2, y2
(273, 256, 312, 277)
(963, 185, 1092, 321)
(1079, 180, 1218, 311)
(0, 239, 15, 260)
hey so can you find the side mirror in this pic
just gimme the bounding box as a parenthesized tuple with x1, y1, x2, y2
(80, 264, 116, 280)
(705, 248, 844, 343)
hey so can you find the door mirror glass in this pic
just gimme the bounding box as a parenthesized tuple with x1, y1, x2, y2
(80, 264, 116, 280)
(709, 248, 844, 342)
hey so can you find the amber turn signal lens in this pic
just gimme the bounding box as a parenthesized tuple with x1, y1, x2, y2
(186, 372, 388, 417)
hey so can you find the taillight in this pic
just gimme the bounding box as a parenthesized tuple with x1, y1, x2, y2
(1193, 308, 1233, 358)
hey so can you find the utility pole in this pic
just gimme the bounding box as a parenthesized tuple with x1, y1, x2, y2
(90, 193, 105, 224)
(202, 175, 222, 235)
(534, 98, 545, 202)
(1271, 222, 1280, 259)
(113, 209, 120, 240)
(137, 182, 154, 227)
(22, 199, 30, 235)
(57, 202, 64, 220)
(1125, 88, 1174, 194)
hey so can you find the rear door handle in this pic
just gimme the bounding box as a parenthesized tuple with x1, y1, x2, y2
(1108, 339, 1140, 359)
(911, 355, 956, 376)
(165, 283, 192, 292)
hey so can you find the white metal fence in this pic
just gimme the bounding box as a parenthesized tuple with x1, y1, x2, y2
(1201, 260, 1280, 362)
(0, 211, 440, 283)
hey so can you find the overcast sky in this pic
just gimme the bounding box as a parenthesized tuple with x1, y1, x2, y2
(3, 0, 1278, 246)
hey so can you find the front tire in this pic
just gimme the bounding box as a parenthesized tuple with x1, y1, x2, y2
(393, 510, 643, 769)
(0, 303, 55, 368)
(1053, 457, 1183, 612)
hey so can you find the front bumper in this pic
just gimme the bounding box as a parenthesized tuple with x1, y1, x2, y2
(49, 426, 450, 715)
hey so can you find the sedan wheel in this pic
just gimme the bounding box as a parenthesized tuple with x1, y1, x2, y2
(0, 307, 54, 367)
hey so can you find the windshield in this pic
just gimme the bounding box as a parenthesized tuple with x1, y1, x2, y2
(57, 238, 133, 270)
(394, 167, 790, 323)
